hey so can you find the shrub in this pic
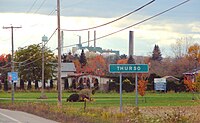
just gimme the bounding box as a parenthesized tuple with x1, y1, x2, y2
(123, 79, 134, 93)
(4, 80, 8, 91)
(79, 89, 93, 98)
(0, 82, 2, 90)
(108, 82, 116, 92)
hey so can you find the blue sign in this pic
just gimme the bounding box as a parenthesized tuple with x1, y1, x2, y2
(109, 64, 149, 73)
(8, 72, 18, 82)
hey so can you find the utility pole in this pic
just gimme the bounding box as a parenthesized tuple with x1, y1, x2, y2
(3, 25, 22, 104)
(57, 0, 62, 106)
(39, 35, 48, 99)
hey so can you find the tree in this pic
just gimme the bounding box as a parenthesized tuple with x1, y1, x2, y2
(27, 79, 32, 90)
(184, 77, 196, 92)
(138, 75, 148, 102)
(127, 55, 135, 64)
(14, 44, 56, 82)
(120, 54, 127, 59)
(195, 74, 200, 92)
(61, 53, 67, 63)
(151, 44, 162, 61)
(0, 54, 11, 86)
(73, 59, 82, 73)
(187, 43, 200, 65)
(64, 78, 69, 90)
(84, 55, 107, 76)
(138, 80, 148, 97)
(35, 80, 39, 89)
(117, 59, 128, 64)
(79, 49, 87, 68)
(50, 79, 53, 89)
(20, 79, 24, 90)
(171, 37, 193, 59)
(66, 52, 74, 62)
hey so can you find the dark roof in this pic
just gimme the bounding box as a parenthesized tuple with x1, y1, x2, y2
(162, 76, 180, 81)
(183, 67, 200, 75)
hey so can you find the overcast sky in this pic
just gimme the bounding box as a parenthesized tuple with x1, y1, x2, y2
(0, 0, 199, 57)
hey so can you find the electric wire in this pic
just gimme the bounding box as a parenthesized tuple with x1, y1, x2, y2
(2, 0, 190, 68)
(34, 0, 47, 14)
(62, 0, 190, 48)
(12, 29, 57, 67)
(48, 9, 56, 16)
(61, 0, 155, 31)
(26, 0, 38, 13)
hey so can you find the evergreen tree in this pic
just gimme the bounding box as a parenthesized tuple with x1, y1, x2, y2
(151, 44, 162, 61)
(120, 54, 127, 59)
(61, 54, 67, 63)
(79, 49, 87, 68)
(127, 55, 136, 64)
(66, 52, 73, 62)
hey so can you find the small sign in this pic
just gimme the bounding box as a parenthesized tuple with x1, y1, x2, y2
(109, 64, 149, 73)
(8, 72, 18, 82)
(154, 78, 166, 91)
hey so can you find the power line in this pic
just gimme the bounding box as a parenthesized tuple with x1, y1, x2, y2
(27, 0, 38, 13)
(34, 0, 47, 14)
(12, 29, 57, 66)
(48, 9, 56, 16)
(62, 0, 191, 48)
(61, 0, 155, 31)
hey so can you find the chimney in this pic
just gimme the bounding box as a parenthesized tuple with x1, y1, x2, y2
(94, 30, 96, 49)
(88, 31, 90, 47)
(78, 35, 81, 45)
(129, 31, 134, 56)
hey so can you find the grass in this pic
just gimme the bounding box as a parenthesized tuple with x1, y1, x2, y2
(0, 91, 200, 107)
(1, 91, 200, 123)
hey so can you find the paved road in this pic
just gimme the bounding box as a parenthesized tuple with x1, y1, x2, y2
(0, 108, 59, 123)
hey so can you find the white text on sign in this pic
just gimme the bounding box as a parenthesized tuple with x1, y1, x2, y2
(117, 66, 141, 71)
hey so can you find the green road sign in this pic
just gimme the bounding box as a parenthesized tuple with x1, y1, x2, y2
(109, 64, 149, 73)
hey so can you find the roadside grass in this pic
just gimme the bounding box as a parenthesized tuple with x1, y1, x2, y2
(1, 91, 200, 123)
(0, 91, 199, 106)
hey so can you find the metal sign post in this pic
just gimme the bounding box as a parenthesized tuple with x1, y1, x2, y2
(8, 72, 18, 104)
(119, 73, 122, 112)
(135, 73, 138, 106)
(109, 64, 149, 111)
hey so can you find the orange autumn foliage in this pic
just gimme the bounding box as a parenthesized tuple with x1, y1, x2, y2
(77, 55, 107, 76)
(73, 59, 82, 73)
(138, 79, 148, 97)
(184, 79, 196, 92)
(117, 59, 128, 64)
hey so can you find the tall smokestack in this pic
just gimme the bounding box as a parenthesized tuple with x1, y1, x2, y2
(88, 31, 90, 47)
(94, 30, 96, 49)
(78, 35, 81, 45)
(129, 31, 134, 56)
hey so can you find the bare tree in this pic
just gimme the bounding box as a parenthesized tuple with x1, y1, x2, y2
(171, 37, 194, 58)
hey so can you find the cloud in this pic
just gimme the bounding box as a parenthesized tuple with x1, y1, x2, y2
(0, 11, 199, 57)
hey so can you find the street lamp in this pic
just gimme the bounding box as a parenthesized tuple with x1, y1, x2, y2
(39, 35, 48, 99)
